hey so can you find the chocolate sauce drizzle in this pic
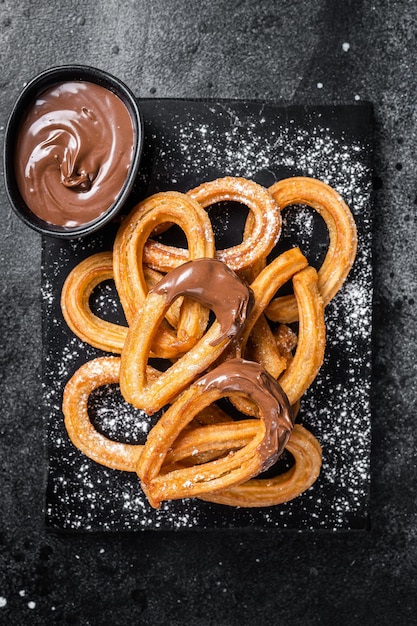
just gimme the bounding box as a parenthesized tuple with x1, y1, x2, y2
(151, 258, 254, 347)
(197, 357, 294, 471)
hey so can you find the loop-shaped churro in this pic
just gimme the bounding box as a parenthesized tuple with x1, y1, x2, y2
(199, 424, 322, 507)
(61, 252, 128, 354)
(278, 265, 326, 405)
(120, 259, 254, 415)
(60, 253, 180, 354)
(231, 256, 325, 417)
(228, 247, 308, 416)
(63, 357, 142, 472)
(136, 358, 293, 508)
(114, 190, 215, 359)
(62, 358, 232, 473)
(142, 177, 282, 275)
(266, 176, 357, 323)
(188, 177, 282, 272)
(242, 247, 309, 369)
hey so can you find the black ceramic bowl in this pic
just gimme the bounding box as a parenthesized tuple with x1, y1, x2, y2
(4, 65, 143, 238)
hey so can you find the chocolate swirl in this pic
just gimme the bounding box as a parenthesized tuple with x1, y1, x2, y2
(14, 81, 134, 227)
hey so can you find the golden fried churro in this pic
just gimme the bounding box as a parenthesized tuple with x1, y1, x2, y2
(200, 424, 322, 507)
(278, 266, 326, 405)
(63, 357, 142, 472)
(61, 252, 128, 354)
(241, 247, 309, 375)
(136, 358, 293, 508)
(266, 176, 357, 323)
(141, 177, 282, 275)
(60, 253, 181, 354)
(114, 190, 215, 359)
(62, 357, 320, 509)
(119, 258, 254, 415)
(228, 247, 309, 416)
(188, 177, 282, 273)
(236, 263, 325, 417)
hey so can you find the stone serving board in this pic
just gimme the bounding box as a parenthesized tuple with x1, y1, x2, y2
(42, 99, 373, 531)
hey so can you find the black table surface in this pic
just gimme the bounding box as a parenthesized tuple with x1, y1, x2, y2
(0, 1, 416, 624)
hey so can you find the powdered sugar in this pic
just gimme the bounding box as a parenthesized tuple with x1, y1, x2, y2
(89, 384, 150, 443)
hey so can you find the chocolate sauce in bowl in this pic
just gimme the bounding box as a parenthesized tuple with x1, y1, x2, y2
(14, 81, 134, 227)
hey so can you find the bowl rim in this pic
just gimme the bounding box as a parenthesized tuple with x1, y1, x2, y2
(4, 64, 144, 239)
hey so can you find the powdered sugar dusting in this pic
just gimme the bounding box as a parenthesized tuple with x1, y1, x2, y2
(89, 384, 150, 443)
(176, 112, 367, 195)
(43, 100, 373, 531)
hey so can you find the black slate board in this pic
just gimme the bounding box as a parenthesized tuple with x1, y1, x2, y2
(42, 99, 373, 531)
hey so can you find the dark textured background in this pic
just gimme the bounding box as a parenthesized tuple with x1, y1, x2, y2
(0, 1, 416, 624)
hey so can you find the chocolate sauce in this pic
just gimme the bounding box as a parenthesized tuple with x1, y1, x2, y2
(197, 358, 294, 470)
(14, 81, 134, 227)
(151, 258, 254, 346)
